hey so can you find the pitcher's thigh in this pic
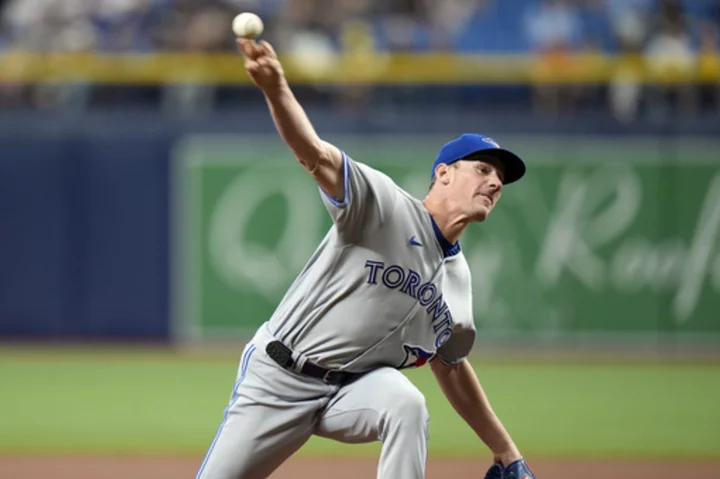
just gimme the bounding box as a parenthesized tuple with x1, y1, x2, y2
(197, 391, 318, 479)
(315, 367, 429, 444)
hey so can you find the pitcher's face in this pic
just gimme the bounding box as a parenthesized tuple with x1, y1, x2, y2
(448, 158, 504, 222)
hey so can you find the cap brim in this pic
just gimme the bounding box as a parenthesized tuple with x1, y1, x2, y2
(472, 148, 526, 185)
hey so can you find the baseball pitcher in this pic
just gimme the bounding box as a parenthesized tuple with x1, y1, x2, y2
(195, 38, 537, 479)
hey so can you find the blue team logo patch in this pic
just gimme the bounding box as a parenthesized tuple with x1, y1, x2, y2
(399, 344, 435, 369)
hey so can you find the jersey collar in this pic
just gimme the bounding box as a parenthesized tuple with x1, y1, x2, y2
(429, 215, 461, 258)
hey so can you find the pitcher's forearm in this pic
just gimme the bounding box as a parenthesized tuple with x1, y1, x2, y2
(240, 38, 343, 196)
(431, 359, 520, 460)
(263, 83, 327, 172)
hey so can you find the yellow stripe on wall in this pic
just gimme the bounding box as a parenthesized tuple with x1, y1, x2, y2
(0, 51, 717, 85)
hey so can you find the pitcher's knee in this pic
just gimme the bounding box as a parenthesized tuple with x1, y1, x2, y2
(380, 387, 429, 436)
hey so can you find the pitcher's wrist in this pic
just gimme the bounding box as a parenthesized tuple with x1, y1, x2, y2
(261, 78, 290, 97)
(494, 446, 522, 466)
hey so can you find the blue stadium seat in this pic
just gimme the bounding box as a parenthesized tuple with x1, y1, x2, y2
(454, 1, 530, 53)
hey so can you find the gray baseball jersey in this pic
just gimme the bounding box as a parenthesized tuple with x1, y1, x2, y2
(197, 150, 478, 479)
(268, 150, 476, 372)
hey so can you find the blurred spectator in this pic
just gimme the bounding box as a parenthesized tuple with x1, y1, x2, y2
(574, 0, 614, 114)
(523, 0, 584, 116)
(3, 0, 96, 51)
(374, 0, 432, 52)
(643, 0, 696, 119)
(525, 0, 583, 50)
(418, 0, 480, 51)
(333, 0, 379, 112)
(605, 0, 652, 123)
(92, 0, 157, 53)
(158, 0, 239, 115)
(697, 19, 720, 114)
(0, 0, 719, 118)
(0, 20, 26, 108)
(1, 0, 96, 109)
(608, 39, 645, 122)
(604, 0, 653, 49)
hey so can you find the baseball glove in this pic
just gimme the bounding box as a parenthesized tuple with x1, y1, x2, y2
(483, 463, 504, 479)
(484, 458, 536, 479)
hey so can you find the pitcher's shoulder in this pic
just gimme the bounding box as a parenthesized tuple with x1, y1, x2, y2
(445, 250, 472, 280)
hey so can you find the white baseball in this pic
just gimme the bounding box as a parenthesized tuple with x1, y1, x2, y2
(232, 13, 264, 39)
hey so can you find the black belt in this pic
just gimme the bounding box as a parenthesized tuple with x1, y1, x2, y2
(265, 340, 360, 386)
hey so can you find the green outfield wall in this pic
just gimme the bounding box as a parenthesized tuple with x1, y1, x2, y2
(172, 135, 720, 343)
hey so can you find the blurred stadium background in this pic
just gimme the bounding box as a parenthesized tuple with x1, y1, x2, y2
(1, 0, 719, 478)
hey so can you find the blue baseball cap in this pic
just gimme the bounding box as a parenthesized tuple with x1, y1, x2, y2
(431, 134, 526, 184)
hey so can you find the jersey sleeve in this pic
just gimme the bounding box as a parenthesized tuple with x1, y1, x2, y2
(435, 254, 477, 365)
(319, 149, 399, 239)
(435, 323, 476, 365)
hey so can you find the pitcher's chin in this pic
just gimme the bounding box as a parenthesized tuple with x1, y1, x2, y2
(471, 206, 491, 223)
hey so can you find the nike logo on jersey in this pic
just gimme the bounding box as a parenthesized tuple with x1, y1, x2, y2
(409, 236, 423, 247)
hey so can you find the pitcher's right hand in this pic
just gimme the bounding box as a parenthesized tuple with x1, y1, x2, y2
(237, 39, 286, 93)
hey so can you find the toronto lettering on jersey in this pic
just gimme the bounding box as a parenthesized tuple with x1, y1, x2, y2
(364, 260, 454, 349)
